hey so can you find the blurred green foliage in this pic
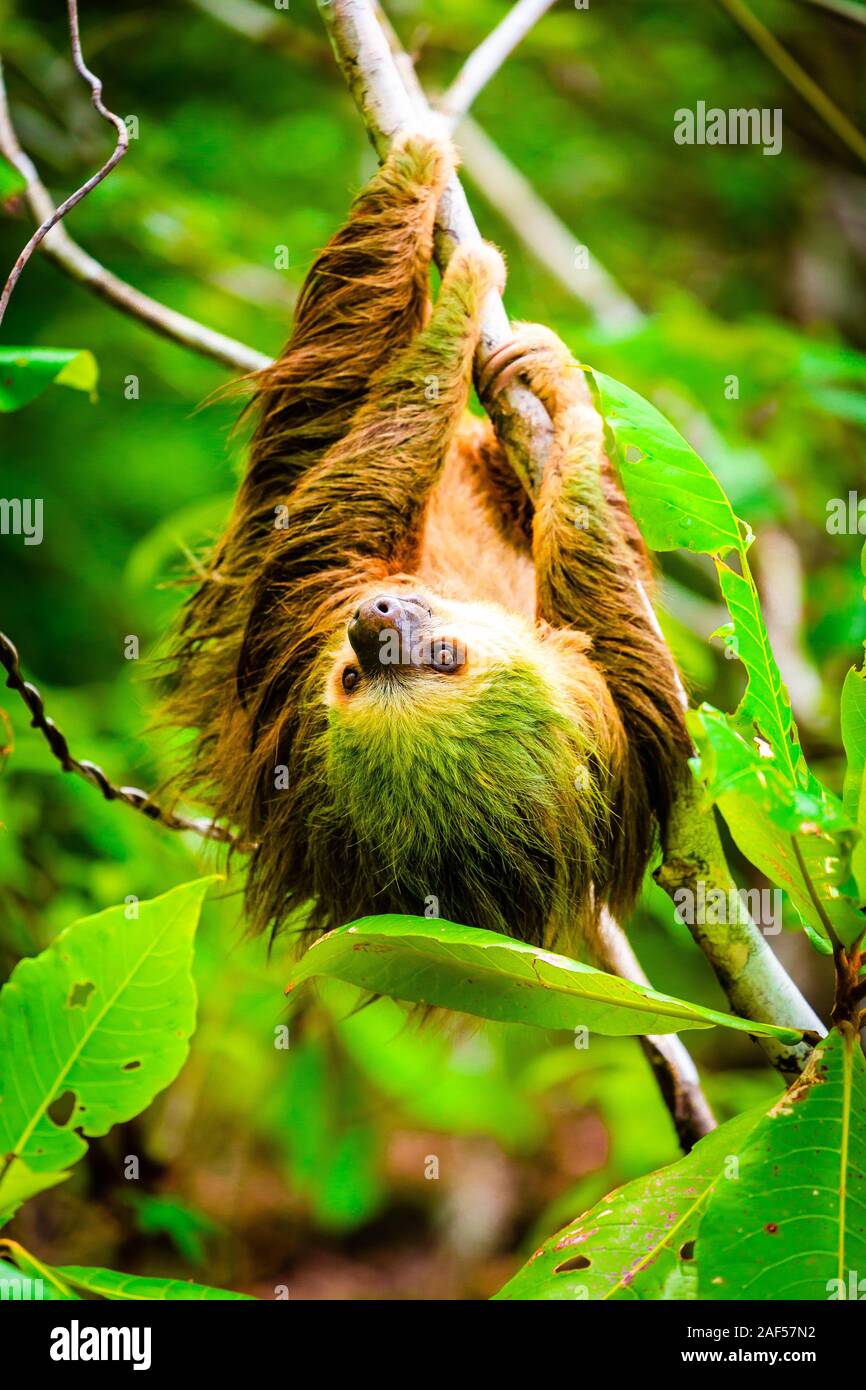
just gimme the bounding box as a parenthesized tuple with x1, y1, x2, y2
(1, 0, 864, 1297)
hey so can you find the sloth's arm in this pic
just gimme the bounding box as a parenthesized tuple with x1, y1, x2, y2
(171, 133, 455, 712)
(250, 241, 503, 596)
(245, 133, 452, 510)
(483, 326, 691, 909)
(233, 241, 503, 723)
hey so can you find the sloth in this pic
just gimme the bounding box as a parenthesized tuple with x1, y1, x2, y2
(165, 134, 690, 954)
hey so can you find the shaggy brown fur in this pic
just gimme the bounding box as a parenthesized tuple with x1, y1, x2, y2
(165, 133, 690, 952)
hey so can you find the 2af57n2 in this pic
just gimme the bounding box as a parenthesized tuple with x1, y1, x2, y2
(756, 1328, 816, 1339)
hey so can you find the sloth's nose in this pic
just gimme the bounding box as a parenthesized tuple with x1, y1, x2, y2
(347, 594, 428, 674)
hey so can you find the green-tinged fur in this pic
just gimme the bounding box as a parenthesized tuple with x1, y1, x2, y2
(324, 659, 609, 947)
(163, 133, 691, 955)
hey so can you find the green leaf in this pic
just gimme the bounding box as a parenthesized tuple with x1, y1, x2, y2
(0, 154, 26, 201)
(587, 370, 743, 556)
(495, 1107, 764, 1300)
(690, 707, 863, 949)
(589, 367, 862, 950)
(841, 664, 866, 902)
(698, 1028, 866, 1300)
(287, 916, 802, 1042)
(55, 1265, 254, 1301)
(0, 1162, 69, 1230)
(0, 347, 99, 412)
(713, 559, 804, 779)
(0, 877, 216, 1178)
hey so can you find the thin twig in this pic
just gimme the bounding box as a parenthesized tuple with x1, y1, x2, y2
(0, 1, 130, 326)
(0, 60, 270, 373)
(0, 632, 248, 849)
(437, 0, 557, 125)
(717, 0, 866, 165)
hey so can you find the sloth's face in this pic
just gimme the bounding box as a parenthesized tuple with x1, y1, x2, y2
(319, 585, 610, 940)
(325, 587, 561, 719)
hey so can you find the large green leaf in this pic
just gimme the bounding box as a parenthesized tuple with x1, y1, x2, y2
(841, 664, 866, 902)
(698, 1027, 866, 1300)
(587, 371, 741, 555)
(54, 1265, 254, 1301)
(495, 1107, 764, 1301)
(287, 916, 802, 1042)
(0, 347, 98, 412)
(589, 367, 861, 950)
(0, 878, 216, 1185)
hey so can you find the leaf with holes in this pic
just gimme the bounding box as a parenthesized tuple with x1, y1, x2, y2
(495, 1108, 765, 1300)
(287, 916, 802, 1042)
(0, 878, 216, 1185)
(698, 1028, 866, 1300)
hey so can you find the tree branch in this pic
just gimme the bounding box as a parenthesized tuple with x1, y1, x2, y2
(598, 911, 716, 1149)
(656, 782, 824, 1073)
(0, 59, 270, 374)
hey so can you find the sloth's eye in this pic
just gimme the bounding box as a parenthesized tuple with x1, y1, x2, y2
(342, 666, 360, 692)
(431, 641, 464, 674)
